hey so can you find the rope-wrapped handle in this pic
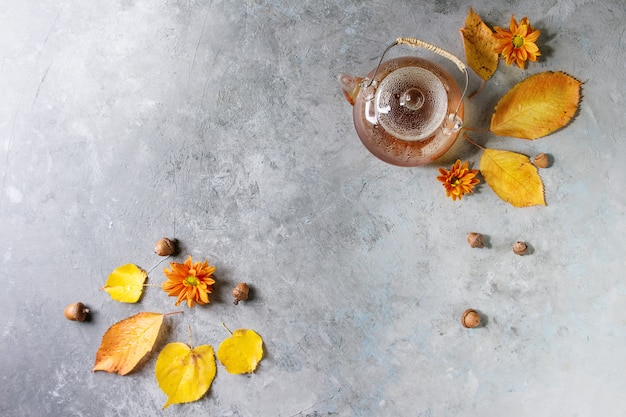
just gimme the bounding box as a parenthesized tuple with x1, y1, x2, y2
(395, 37, 466, 73)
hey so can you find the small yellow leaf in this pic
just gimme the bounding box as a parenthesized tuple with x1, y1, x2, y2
(490, 71, 582, 139)
(217, 329, 264, 374)
(480, 149, 546, 207)
(460, 7, 499, 81)
(102, 264, 147, 303)
(93, 312, 165, 375)
(156, 342, 216, 409)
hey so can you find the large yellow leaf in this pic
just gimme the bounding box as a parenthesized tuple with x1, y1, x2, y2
(217, 329, 264, 374)
(93, 312, 165, 375)
(480, 149, 546, 207)
(460, 7, 499, 81)
(490, 72, 582, 139)
(155, 342, 216, 409)
(102, 264, 147, 303)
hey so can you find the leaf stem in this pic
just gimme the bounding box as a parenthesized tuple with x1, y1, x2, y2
(188, 325, 193, 348)
(221, 322, 233, 336)
(147, 255, 171, 275)
(463, 133, 486, 151)
(163, 311, 184, 317)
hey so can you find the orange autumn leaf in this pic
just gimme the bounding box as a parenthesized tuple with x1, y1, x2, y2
(480, 149, 545, 207)
(490, 72, 582, 139)
(93, 312, 166, 375)
(460, 7, 499, 81)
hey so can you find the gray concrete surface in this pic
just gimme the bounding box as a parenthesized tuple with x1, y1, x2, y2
(1, 1, 625, 416)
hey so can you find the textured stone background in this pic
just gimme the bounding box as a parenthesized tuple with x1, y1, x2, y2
(1, 1, 625, 416)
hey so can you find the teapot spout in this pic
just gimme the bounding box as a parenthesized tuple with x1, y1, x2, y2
(338, 73, 363, 106)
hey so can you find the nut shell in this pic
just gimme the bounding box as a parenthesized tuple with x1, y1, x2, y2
(154, 238, 176, 256)
(466, 232, 484, 248)
(533, 153, 550, 168)
(513, 241, 528, 255)
(232, 282, 249, 305)
(462, 309, 481, 328)
(64, 302, 89, 322)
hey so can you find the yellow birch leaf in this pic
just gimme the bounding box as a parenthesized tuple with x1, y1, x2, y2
(460, 7, 499, 81)
(480, 149, 546, 207)
(102, 263, 147, 303)
(93, 312, 165, 375)
(217, 328, 264, 374)
(155, 342, 216, 409)
(490, 71, 582, 139)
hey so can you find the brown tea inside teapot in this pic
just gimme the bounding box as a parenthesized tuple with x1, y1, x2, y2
(339, 38, 468, 167)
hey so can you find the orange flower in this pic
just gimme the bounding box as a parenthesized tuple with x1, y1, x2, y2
(493, 15, 541, 69)
(437, 159, 480, 201)
(162, 255, 216, 308)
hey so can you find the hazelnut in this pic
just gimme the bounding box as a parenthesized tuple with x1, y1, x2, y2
(64, 302, 90, 322)
(462, 309, 481, 328)
(533, 153, 550, 168)
(154, 238, 176, 256)
(513, 241, 529, 255)
(232, 282, 249, 305)
(466, 232, 484, 248)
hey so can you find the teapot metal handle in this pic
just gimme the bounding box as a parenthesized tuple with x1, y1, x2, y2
(362, 38, 469, 126)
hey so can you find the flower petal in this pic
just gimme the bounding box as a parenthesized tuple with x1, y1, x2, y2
(525, 30, 540, 43)
(524, 41, 540, 53)
(518, 47, 528, 61)
(509, 15, 518, 32)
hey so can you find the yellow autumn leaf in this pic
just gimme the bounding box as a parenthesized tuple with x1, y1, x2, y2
(460, 7, 499, 81)
(490, 71, 582, 139)
(480, 149, 545, 207)
(155, 342, 216, 409)
(102, 263, 147, 303)
(93, 312, 166, 375)
(217, 328, 264, 374)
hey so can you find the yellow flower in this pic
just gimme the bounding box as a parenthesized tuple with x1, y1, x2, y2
(437, 159, 480, 201)
(162, 255, 216, 308)
(493, 15, 541, 69)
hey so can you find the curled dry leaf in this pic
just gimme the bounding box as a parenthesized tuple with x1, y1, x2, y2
(93, 312, 166, 375)
(460, 7, 499, 81)
(156, 342, 217, 409)
(217, 328, 264, 374)
(102, 264, 147, 303)
(480, 149, 546, 207)
(490, 71, 582, 139)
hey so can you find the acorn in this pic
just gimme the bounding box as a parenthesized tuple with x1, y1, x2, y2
(466, 232, 484, 248)
(64, 302, 90, 322)
(232, 283, 249, 305)
(154, 238, 176, 256)
(462, 309, 481, 328)
(533, 153, 550, 168)
(513, 241, 529, 255)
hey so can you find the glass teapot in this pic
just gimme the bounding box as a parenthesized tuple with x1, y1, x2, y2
(339, 38, 468, 167)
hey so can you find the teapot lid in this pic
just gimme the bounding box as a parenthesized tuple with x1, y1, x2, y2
(374, 66, 448, 141)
